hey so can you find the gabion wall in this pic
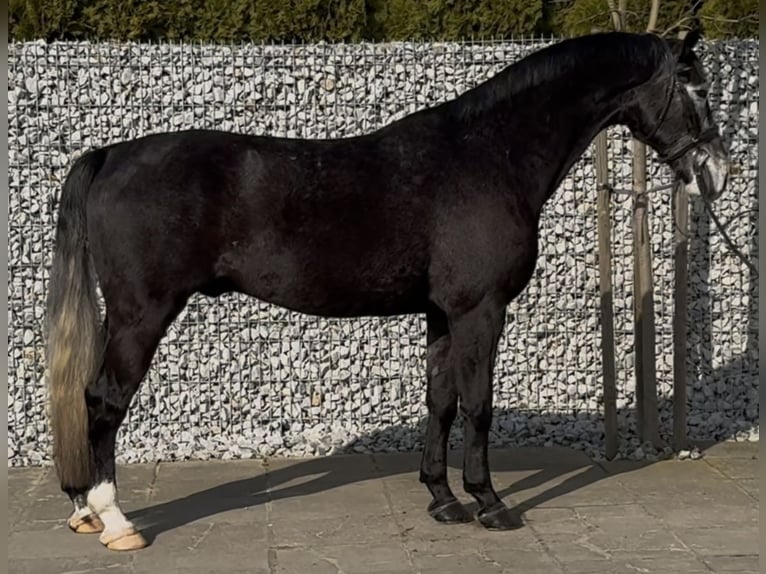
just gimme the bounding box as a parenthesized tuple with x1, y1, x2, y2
(8, 39, 759, 466)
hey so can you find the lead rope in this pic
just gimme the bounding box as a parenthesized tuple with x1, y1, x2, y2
(606, 182, 675, 196)
(601, 180, 759, 279)
(698, 185, 759, 279)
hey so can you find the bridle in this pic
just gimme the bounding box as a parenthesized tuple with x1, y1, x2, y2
(658, 125, 719, 165)
(644, 66, 720, 166)
(637, 61, 757, 278)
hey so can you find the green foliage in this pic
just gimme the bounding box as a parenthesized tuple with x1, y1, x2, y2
(81, 0, 164, 40)
(191, 0, 253, 41)
(539, 0, 568, 35)
(366, 0, 433, 40)
(698, 0, 758, 38)
(439, 0, 542, 39)
(7, 0, 757, 41)
(558, 0, 701, 36)
(367, 0, 542, 41)
(10, 0, 82, 39)
(248, 0, 367, 42)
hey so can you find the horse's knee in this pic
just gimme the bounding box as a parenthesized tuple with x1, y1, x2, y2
(427, 336, 450, 366)
(427, 393, 457, 423)
(460, 401, 492, 432)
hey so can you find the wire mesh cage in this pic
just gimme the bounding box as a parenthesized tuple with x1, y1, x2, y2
(7, 38, 759, 465)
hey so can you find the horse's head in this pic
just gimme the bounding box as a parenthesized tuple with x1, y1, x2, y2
(631, 30, 729, 201)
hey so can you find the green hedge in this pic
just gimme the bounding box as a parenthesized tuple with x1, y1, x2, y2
(556, 0, 758, 38)
(557, 0, 700, 36)
(366, 0, 543, 40)
(8, 0, 759, 41)
(10, 0, 369, 41)
(698, 0, 758, 38)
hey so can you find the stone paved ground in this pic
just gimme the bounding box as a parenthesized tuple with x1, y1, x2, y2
(8, 442, 758, 573)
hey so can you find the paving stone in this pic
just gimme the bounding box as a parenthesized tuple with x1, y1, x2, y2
(735, 478, 759, 501)
(500, 464, 630, 510)
(271, 512, 401, 546)
(268, 475, 391, 519)
(9, 446, 760, 574)
(132, 521, 270, 574)
(410, 540, 563, 574)
(702, 554, 760, 572)
(606, 552, 711, 573)
(559, 553, 711, 574)
(606, 460, 754, 507)
(699, 441, 758, 459)
(8, 528, 114, 560)
(151, 459, 268, 503)
(8, 556, 133, 574)
(571, 504, 688, 553)
(487, 446, 593, 469)
(523, 507, 585, 535)
(675, 526, 758, 556)
(267, 453, 391, 518)
(9, 467, 51, 531)
(704, 455, 758, 480)
(138, 459, 269, 531)
(275, 543, 412, 573)
(8, 467, 45, 522)
(642, 499, 758, 531)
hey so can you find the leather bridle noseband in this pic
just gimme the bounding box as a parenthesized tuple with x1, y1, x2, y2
(644, 67, 720, 166)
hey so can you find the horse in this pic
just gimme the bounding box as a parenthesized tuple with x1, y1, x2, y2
(46, 30, 729, 551)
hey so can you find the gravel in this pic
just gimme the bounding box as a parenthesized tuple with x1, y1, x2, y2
(7, 39, 759, 467)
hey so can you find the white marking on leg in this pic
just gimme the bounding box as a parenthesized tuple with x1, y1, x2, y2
(87, 481, 134, 542)
(71, 495, 90, 518)
(68, 492, 105, 533)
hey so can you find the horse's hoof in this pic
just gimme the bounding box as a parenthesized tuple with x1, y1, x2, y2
(427, 497, 473, 524)
(477, 503, 523, 531)
(99, 528, 148, 551)
(68, 513, 104, 534)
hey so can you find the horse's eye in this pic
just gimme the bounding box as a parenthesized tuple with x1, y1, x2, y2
(676, 65, 692, 83)
(687, 84, 709, 99)
(693, 88, 708, 98)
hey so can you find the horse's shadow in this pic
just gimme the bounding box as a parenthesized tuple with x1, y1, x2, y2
(127, 395, 754, 545)
(126, 420, 607, 544)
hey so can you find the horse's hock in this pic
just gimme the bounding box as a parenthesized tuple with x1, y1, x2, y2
(8, 38, 759, 467)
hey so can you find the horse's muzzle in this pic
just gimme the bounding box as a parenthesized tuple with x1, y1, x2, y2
(692, 142, 729, 201)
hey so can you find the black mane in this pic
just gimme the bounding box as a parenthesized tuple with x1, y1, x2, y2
(450, 32, 672, 120)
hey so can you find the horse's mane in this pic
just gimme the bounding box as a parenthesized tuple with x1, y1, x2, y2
(449, 32, 672, 120)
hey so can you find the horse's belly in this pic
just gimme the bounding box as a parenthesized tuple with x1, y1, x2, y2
(247, 277, 428, 318)
(227, 250, 429, 318)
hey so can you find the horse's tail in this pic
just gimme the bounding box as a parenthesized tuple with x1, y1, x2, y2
(46, 149, 106, 491)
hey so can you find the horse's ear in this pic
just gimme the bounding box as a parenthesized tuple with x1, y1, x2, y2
(682, 28, 701, 54)
(672, 28, 702, 62)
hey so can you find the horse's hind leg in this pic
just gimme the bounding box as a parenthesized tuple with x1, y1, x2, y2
(85, 296, 184, 550)
(66, 491, 104, 533)
(420, 304, 472, 523)
(448, 296, 521, 530)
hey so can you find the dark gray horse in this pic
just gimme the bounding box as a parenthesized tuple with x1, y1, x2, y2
(46, 31, 728, 550)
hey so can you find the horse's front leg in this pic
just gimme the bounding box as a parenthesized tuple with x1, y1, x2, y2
(449, 296, 521, 530)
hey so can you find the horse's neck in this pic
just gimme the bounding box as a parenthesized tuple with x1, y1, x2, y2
(531, 88, 629, 210)
(461, 60, 660, 214)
